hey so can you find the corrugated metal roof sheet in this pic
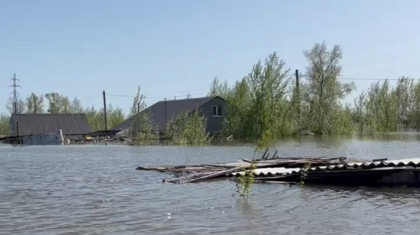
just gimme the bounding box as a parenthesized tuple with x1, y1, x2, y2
(231, 158, 420, 177)
(112, 96, 220, 131)
(309, 158, 420, 171)
(10, 114, 92, 136)
(231, 167, 299, 177)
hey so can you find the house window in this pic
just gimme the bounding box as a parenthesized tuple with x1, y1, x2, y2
(213, 105, 222, 117)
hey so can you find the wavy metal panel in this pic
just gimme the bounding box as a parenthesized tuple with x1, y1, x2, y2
(231, 158, 420, 177)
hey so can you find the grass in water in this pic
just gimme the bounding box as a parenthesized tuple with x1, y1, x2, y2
(300, 161, 312, 186)
(235, 160, 256, 199)
(235, 130, 270, 200)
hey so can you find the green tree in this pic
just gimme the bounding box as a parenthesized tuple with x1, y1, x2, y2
(26, 93, 44, 114)
(409, 79, 420, 130)
(129, 109, 157, 141)
(45, 92, 63, 114)
(61, 96, 72, 113)
(45, 93, 84, 114)
(355, 79, 399, 133)
(107, 104, 125, 129)
(85, 106, 101, 131)
(207, 52, 297, 139)
(127, 86, 158, 141)
(165, 108, 209, 145)
(0, 113, 10, 136)
(129, 86, 146, 117)
(394, 77, 413, 130)
(84, 104, 125, 131)
(353, 91, 367, 133)
(208, 77, 229, 98)
(246, 51, 291, 138)
(70, 97, 84, 113)
(303, 42, 355, 134)
(222, 78, 251, 138)
(6, 97, 26, 114)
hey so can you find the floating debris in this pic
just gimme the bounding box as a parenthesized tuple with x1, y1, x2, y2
(136, 148, 420, 187)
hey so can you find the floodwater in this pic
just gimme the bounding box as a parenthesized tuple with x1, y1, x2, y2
(1, 134, 420, 234)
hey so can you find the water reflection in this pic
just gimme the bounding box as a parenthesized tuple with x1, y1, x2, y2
(302, 184, 420, 206)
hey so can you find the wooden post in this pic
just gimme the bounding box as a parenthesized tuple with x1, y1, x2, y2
(164, 98, 167, 124)
(42, 127, 45, 145)
(272, 150, 278, 159)
(16, 121, 20, 144)
(261, 148, 269, 160)
(295, 69, 301, 128)
(103, 90, 108, 130)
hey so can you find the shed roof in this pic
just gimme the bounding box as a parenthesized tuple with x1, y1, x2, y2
(112, 96, 221, 131)
(230, 158, 420, 177)
(10, 114, 92, 136)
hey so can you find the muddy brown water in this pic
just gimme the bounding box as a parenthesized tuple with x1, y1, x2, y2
(1, 134, 420, 234)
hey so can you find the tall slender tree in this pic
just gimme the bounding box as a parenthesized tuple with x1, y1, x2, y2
(303, 42, 355, 134)
(26, 93, 44, 114)
(70, 97, 84, 113)
(45, 92, 63, 114)
(208, 77, 229, 98)
(246, 51, 291, 138)
(0, 113, 10, 136)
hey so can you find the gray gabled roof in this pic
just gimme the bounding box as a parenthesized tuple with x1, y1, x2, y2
(10, 114, 92, 136)
(112, 96, 219, 131)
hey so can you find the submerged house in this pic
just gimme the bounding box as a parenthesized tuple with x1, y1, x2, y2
(9, 114, 92, 139)
(112, 96, 226, 136)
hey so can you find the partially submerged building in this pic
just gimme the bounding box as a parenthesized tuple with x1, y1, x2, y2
(112, 96, 226, 136)
(9, 114, 92, 139)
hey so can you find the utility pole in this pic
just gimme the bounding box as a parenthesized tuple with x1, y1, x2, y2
(295, 69, 301, 129)
(9, 73, 21, 114)
(103, 90, 108, 130)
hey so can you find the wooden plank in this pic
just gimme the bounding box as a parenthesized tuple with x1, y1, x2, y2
(179, 166, 249, 184)
(373, 158, 388, 162)
(178, 161, 290, 184)
(260, 148, 269, 160)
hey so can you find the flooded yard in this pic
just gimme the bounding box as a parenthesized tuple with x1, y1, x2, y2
(1, 135, 420, 234)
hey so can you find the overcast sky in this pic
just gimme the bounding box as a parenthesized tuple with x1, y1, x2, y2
(1, 0, 420, 114)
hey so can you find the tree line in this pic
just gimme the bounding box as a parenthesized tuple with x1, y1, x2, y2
(209, 41, 420, 138)
(2, 41, 420, 139)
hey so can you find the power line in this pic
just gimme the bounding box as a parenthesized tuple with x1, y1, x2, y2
(107, 89, 208, 98)
(298, 74, 407, 81)
(141, 89, 208, 96)
(107, 91, 208, 99)
(106, 94, 134, 98)
(148, 93, 208, 100)
(339, 77, 401, 81)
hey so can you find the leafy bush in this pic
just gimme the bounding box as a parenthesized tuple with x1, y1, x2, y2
(165, 108, 210, 145)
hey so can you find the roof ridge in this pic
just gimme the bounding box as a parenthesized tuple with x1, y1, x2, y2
(155, 96, 212, 103)
(12, 113, 87, 115)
